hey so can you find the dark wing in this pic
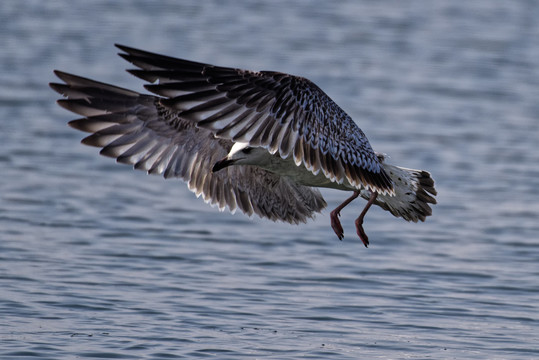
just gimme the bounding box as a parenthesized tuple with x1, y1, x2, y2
(50, 71, 326, 224)
(115, 44, 394, 195)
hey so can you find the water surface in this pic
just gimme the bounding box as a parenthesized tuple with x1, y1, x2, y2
(1, 1, 538, 359)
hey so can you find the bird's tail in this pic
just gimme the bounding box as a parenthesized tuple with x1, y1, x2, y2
(364, 156, 437, 222)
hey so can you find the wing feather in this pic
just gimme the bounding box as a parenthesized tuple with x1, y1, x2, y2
(115, 44, 394, 195)
(51, 71, 327, 224)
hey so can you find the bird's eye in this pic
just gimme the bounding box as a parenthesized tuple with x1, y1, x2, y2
(242, 147, 253, 154)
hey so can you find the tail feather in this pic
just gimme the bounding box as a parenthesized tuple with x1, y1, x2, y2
(364, 156, 437, 222)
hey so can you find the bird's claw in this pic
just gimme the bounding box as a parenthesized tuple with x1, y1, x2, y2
(330, 211, 344, 240)
(355, 218, 369, 247)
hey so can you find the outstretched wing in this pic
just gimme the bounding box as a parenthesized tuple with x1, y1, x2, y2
(50, 71, 327, 224)
(115, 44, 394, 196)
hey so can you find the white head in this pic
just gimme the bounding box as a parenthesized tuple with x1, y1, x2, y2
(212, 142, 268, 172)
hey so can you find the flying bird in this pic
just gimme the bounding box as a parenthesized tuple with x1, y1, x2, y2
(50, 44, 437, 247)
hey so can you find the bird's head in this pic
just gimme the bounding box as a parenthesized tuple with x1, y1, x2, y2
(212, 142, 265, 172)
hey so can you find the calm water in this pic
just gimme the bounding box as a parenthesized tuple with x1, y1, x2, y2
(1, 1, 538, 359)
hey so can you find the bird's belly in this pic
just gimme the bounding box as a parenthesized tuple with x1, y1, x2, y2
(257, 154, 355, 191)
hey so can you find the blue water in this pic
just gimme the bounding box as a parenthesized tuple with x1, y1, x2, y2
(1, 0, 538, 358)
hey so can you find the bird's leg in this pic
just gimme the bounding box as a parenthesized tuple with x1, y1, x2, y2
(330, 191, 360, 240)
(355, 191, 378, 247)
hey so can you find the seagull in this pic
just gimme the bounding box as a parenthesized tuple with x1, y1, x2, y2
(50, 44, 437, 247)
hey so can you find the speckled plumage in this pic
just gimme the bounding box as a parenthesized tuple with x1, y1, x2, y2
(50, 71, 326, 224)
(114, 45, 394, 195)
(50, 45, 437, 245)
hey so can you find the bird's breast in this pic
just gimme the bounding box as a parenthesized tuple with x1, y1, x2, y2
(254, 152, 356, 191)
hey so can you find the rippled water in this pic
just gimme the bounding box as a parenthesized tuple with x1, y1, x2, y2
(1, 0, 538, 359)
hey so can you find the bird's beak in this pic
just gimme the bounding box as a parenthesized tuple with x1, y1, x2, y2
(212, 158, 235, 172)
